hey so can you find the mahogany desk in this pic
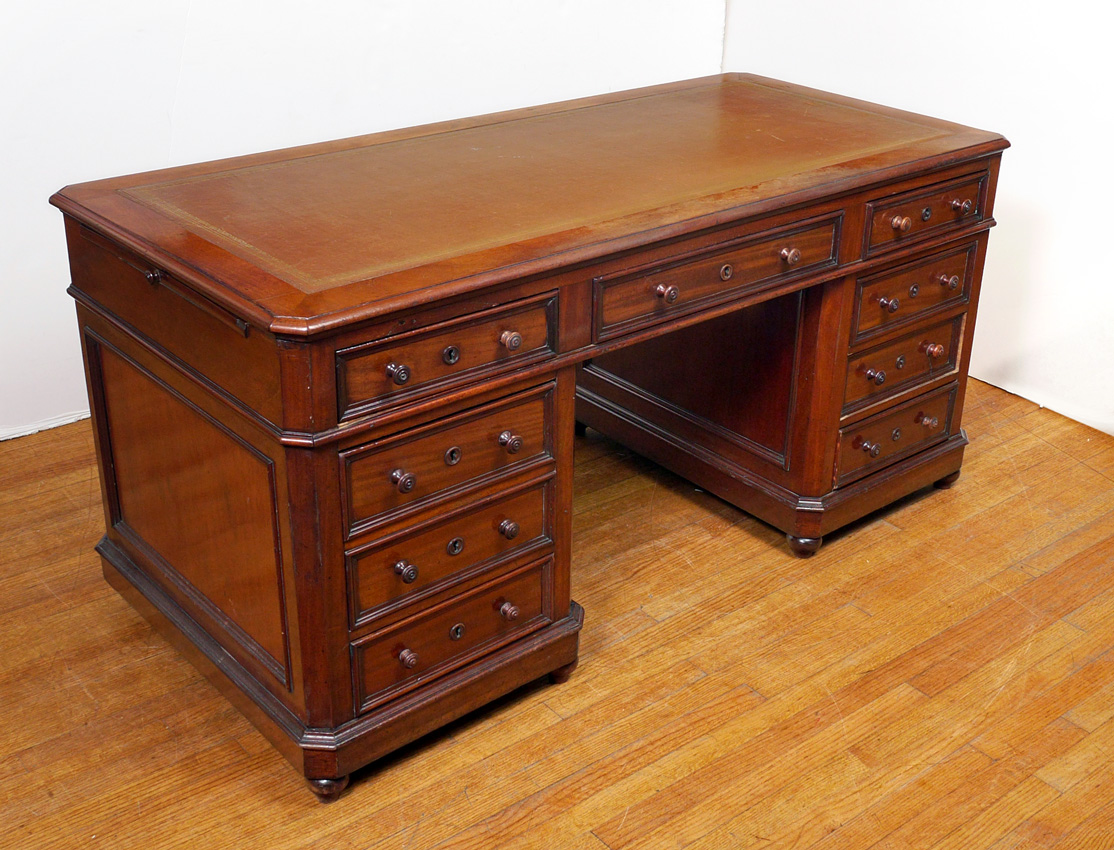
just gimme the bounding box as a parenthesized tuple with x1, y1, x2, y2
(51, 74, 1007, 798)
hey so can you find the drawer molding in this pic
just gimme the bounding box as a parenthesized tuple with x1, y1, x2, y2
(341, 382, 555, 537)
(351, 557, 553, 714)
(346, 474, 555, 630)
(836, 384, 958, 487)
(864, 170, 989, 257)
(336, 292, 558, 420)
(852, 242, 976, 344)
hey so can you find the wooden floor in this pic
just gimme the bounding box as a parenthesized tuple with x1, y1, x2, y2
(4, 380, 1114, 849)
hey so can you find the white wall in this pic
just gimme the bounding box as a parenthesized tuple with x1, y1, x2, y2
(723, 0, 1114, 436)
(0, 0, 725, 439)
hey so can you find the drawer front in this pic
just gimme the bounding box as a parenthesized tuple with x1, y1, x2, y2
(844, 316, 962, 411)
(342, 385, 552, 535)
(865, 172, 987, 256)
(352, 558, 550, 713)
(853, 242, 974, 342)
(346, 480, 551, 629)
(595, 216, 839, 339)
(837, 385, 957, 485)
(336, 294, 556, 419)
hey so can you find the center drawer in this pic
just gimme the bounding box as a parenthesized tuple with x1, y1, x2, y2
(351, 557, 551, 713)
(594, 214, 839, 339)
(341, 383, 554, 536)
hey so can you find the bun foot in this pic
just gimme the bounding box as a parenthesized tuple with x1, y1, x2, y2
(549, 658, 579, 684)
(934, 470, 961, 489)
(787, 534, 822, 557)
(307, 775, 350, 802)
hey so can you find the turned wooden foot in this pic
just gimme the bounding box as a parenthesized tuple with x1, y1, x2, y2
(307, 775, 350, 801)
(934, 470, 961, 489)
(574, 420, 588, 436)
(549, 658, 579, 684)
(787, 534, 822, 557)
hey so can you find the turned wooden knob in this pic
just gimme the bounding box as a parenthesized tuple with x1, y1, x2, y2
(878, 296, 900, 313)
(719, 263, 734, 281)
(498, 430, 523, 454)
(938, 273, 961, 290)
(864, 368, 886, 386)
(398, 649, 419, 669)
(385, 362, 411, 385)
(780, 246, 802, 265)
(951, 198, 974, 215)
(499, 602, 520, 621)
(144, 269, 164, 286)
(498, 519, 520, 540)
(655, 283, 680, 303)
(390, 468, 416, 493)
(500, 330, 523, 351)
(890, 215, 913, 233)
(394, 560, 419, 584)
(922, 342, 945, 359)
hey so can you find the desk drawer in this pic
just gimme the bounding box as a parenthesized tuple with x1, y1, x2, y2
(336, 294, 556, 419)
(594, 216, 838, 339)
(342, 384, 553, 535)
(852, 242, 974, 343)
(865, 172, 987, 256)
(837, 385, 957, 486)
(844, 316, 962, 412)
(352, 558, 550, 713)
(346, 480, 551, 629)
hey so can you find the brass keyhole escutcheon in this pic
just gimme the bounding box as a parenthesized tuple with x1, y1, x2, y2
(442, 345, 461, 365)
(446, 537, 465, 556)
(921, 207, 932, 221)
(449, 623, 465, 641)
(444, 446, 462, 466)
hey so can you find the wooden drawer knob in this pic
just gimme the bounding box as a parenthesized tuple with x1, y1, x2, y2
(655, 283, 680, 303)
(922, 342, 945, 359)
(499, 602, 520, 621)
(864, 368, 886, 386)
(389, 468, 417, 494)
(917, 413, 940, 430)
(394, 560, 419, 584)
(385, 362, 411, 385)
(951, 198, 974, 215)
(938, 273, 961, 290)
(498, 430, 524, 454)
(498, 519, 520, 540)
(890, 215, 913, 233)
(500, 330, 523, 351)
(398, 649, 419, 669)
(877, 296, 900, 314)
(780, 247, 802, 265)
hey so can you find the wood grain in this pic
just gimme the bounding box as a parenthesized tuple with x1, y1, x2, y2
(5, 380, 1114, 848)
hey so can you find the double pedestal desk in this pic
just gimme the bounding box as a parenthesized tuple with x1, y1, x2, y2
(51, 75, 1007, 798)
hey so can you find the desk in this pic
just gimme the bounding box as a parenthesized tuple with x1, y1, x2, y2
(51, 74, 1007, 798)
